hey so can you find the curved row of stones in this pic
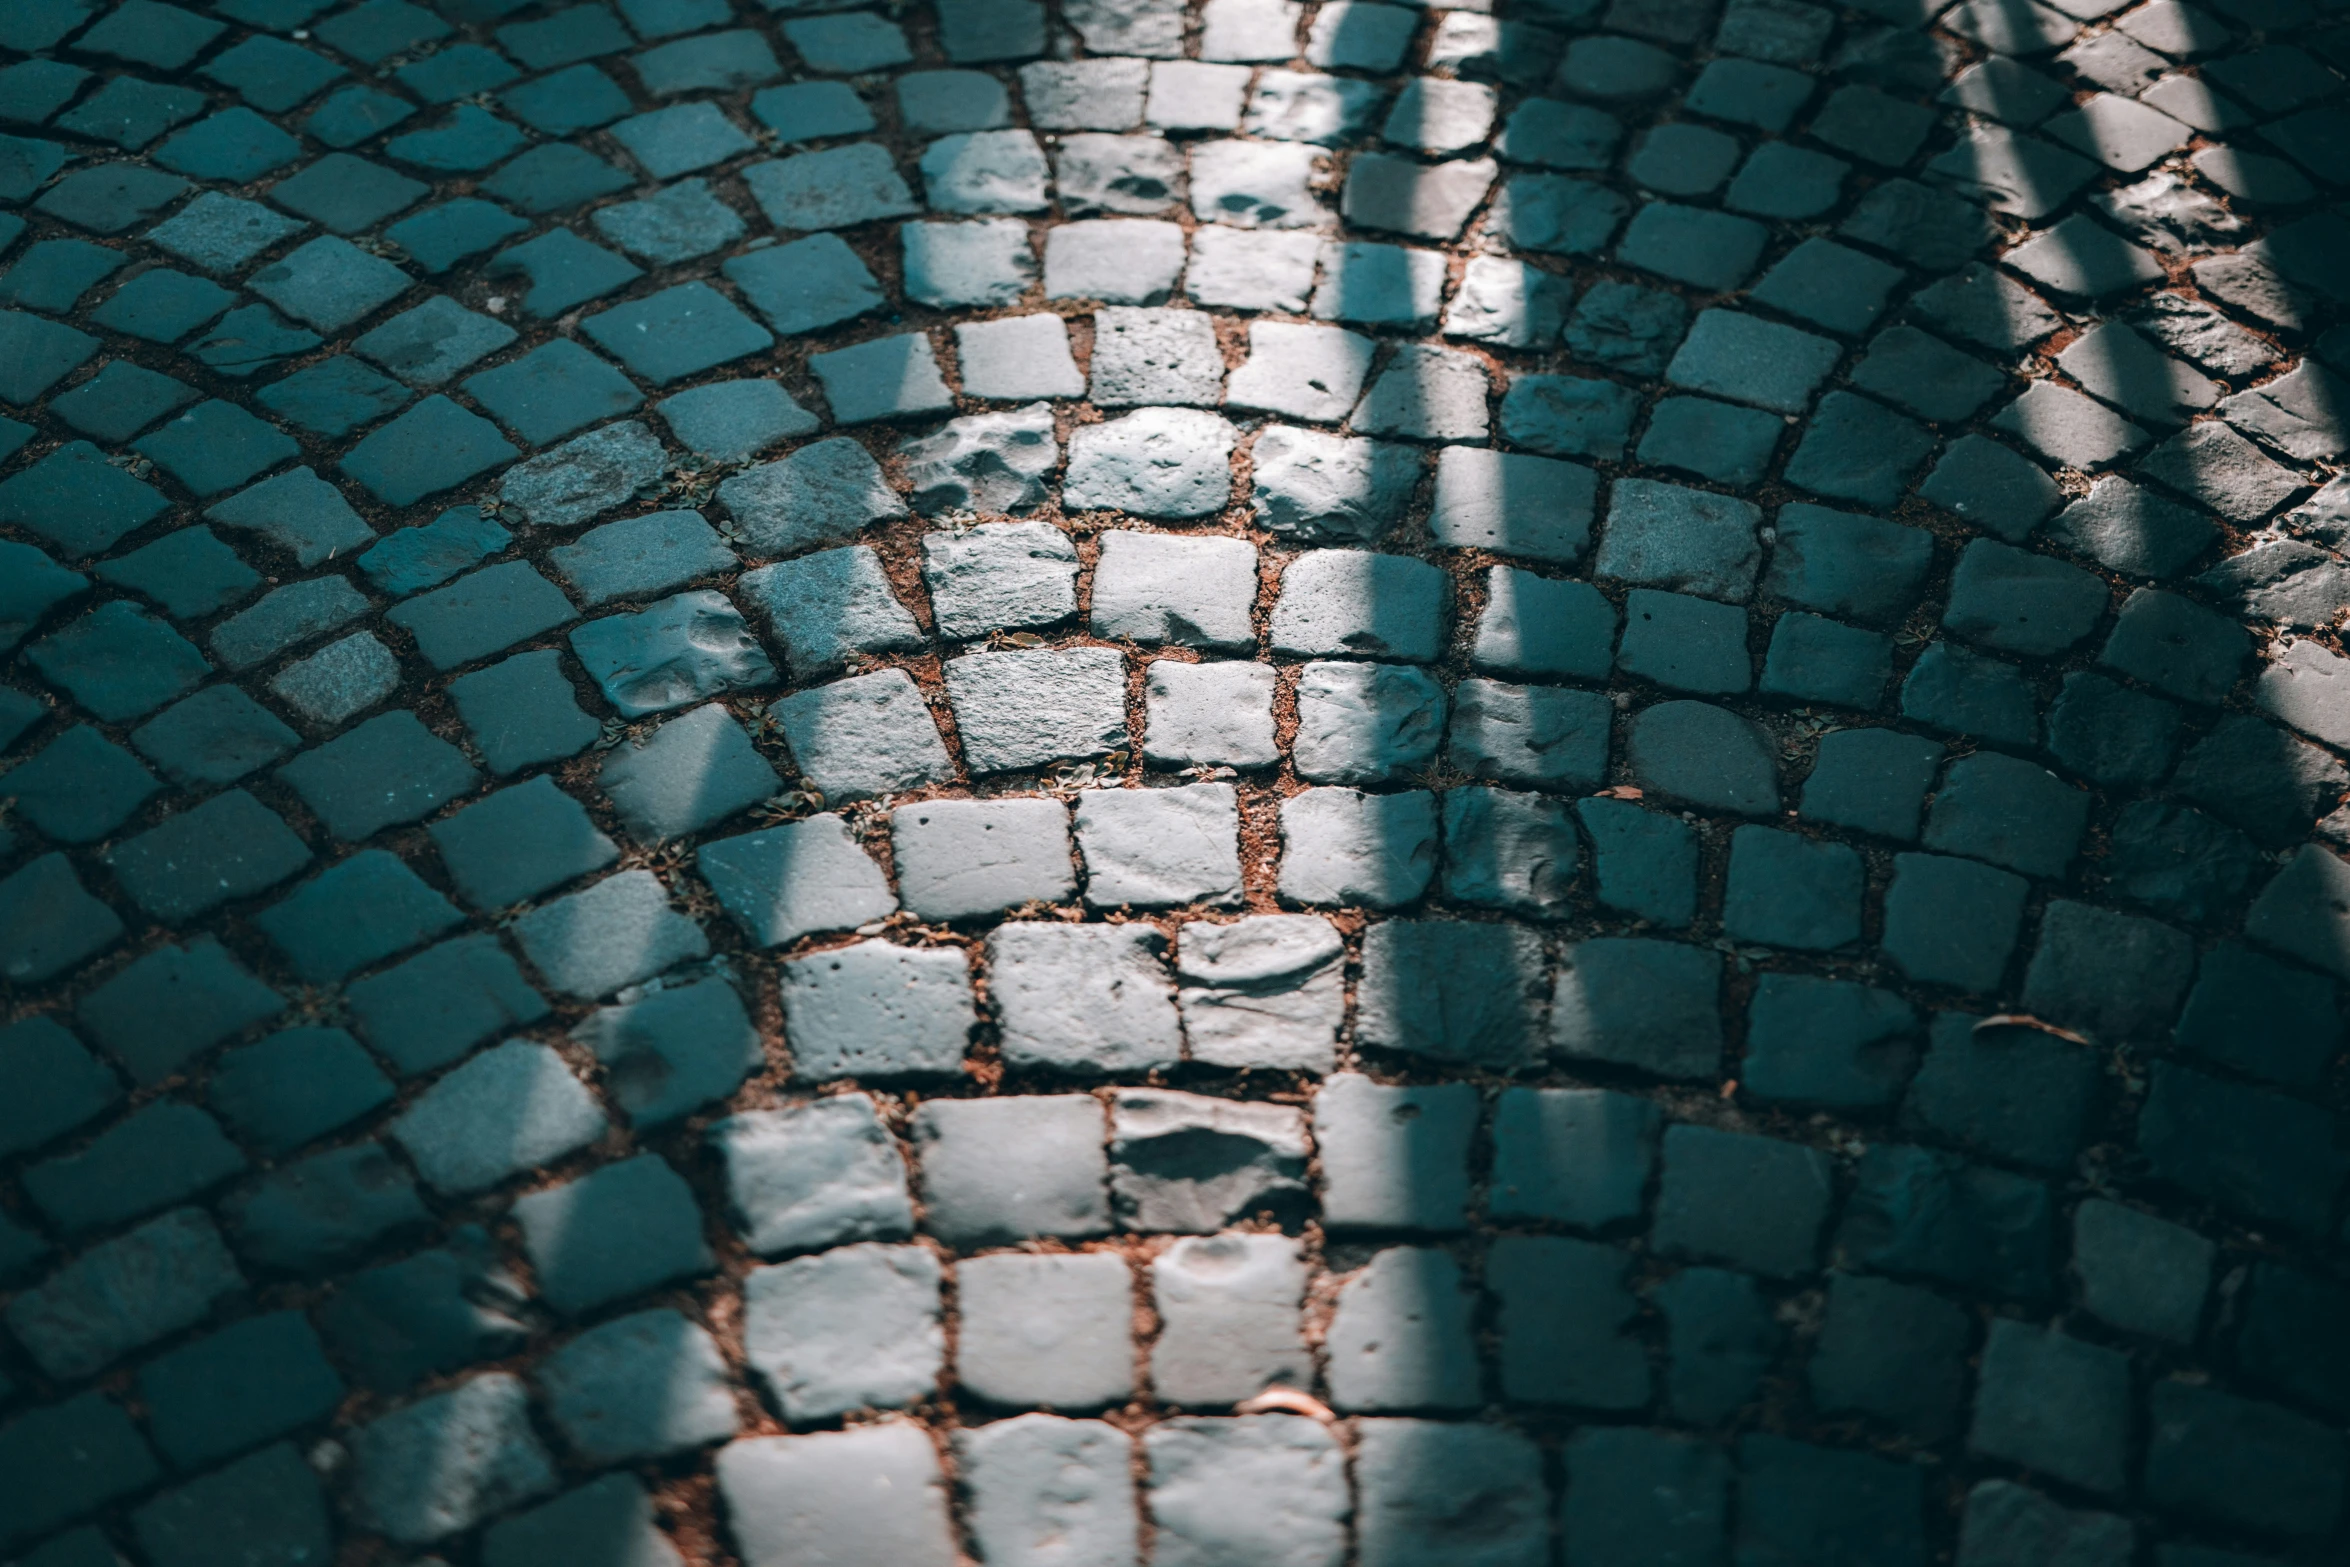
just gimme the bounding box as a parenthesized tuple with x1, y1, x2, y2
(1, 0, 2349, 1562)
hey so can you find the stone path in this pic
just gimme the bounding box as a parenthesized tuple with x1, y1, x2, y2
(1, 0, 2348, 1561)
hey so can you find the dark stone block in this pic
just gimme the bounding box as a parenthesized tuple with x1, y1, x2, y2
(513, 1153, 714, 1315)
(277, 709, 481, 841)
(1743, 974, 1920, 1109)
(2047, 671, 2179, 787)
(2145, 1379, 2347, 1539)
(136, 1310, 345, 1469)
(1900, 640, 2039, 747)
(2139, 1060, 2350, 1234)
(1800, 727, 1942, 841)
(319, 1223, 532, 1392)
(1576, 796, 1699, 926)
(24, 1100, 247, 1235)
(1654, 1124, 1832, 1279)
(447, 649, 603, 775)
(1552, 936, 1722, 1078)
(1736, 1433, 1927, 1567)
(1656, 1265, 1781, 1424)
(1722, 825, 1864, 951)
(1488, 1234, 1650, 1408)
(1808, 1271, 1971, 1440)
(130, 1442, 332, 1567)
(1489, 1086, 1660, 1228)
(2175, 942, 2341, 1089)
(1903, 1013, 2097, 1174)
(0, 1016, 119, 1159)
(74, 938, 283, 1084)
(1835, 1143, 2054, 1300)
(108, 788, 312, 923)
(223, 1141, 432, 1274)
(0, 1393, 159, 1552)
(1969, 1319, 2131, 1495)
(343, 933, 550, 1076)
(1564, 1428, 1730, 1567)
(0, 723, 159, 843)
(209, 1026, 394, 1155)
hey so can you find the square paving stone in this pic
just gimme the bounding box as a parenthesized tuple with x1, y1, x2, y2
(49, 361, 200, 444)
(956, 1417, 1134, 1567)
(516, 1157, 714, 1317)
(1551, 935, 1719, 1075)
(343, 935, 549, 1078)
(496, 419, 667, 530)
(1482, 1084, 1658, 1230)
(483, 1476, 683, 1567)
(268, 152, 427, 236)
(467, 340, 648, 449)
(105, 785, 312, 924)
(1469, 567, 1612, 679)
(573, 975, 760, 1129)
(1075, 782, 1244, 908)
(1900, 1011, 2097, 1174)
(742, 142, 919, 230)
(550, 509, 733, 607)
(23, 1100, 247, 1236)
(386, 561, 577, 672)
(748, 78, 875, 141)
(133, 1441, 333, 1567)
(301, 82, 416, 147)
(0, 238, 124, 314)
(1970, 1319, 2132, 1495)
(1326, 1246, 1482, 1411)
(1899, 640, 2041, 747)
(353, 295, 515, 387)
(339, 394, 519, 507)
(657, 378, 818, 462)
(390, 1039, 606, 1196)
(270, 632, 400, 726)
(2173, 940, 2340, 1089)
(203, 467, 376, 569)
(277, 709, 478, 841)
(710, 1094, 913, 1255)
(485, 229, 642, 318)
(1172, 912, 1344, 1069)
(430, 779, 620, 911)
(385, 198, 530, 274)
(1879, 850, 2029, 992)
(0, 441, 163, 559)
(1617, 588, 1752, 693)
(382, 104, 528, 173)
(345, 1373, 556, 1546)
(1808, 1270, 1969, 1441)
(0, 1393, 160, 1553)
(956, 312, 1086, 400)
(744, 1242, 944, 1423)
(991, 924, 1183, 1075)
(913, 1095, 1105, 1244)
(447, 649, 601, 774)
(718, 1426, 956, 1567)
(132, 398, 301, 498)
(1743, 974, 1919, 1110)
(1654, 1124, 1833, 1279)
(1353, 916, 1545, 1072)
(5, 1204, 243, 1382)
(698, 813, 899, 948)
(945, 647, 1129, 772)
(0, 1017, 119, 1161)
(599, 701, 779, 842)
(512, 867, 712, 998)
(1922, 751, 2091, 878)
(1277, 785, 1437, 908)
(73, 937, 282, 1086)
(0, 852, 120, 988)
(496, 58, 630, 133)
(135, 1309, 343, 1469)
(903, 216, 1036, 307)
(0, 723, 157, 842)
(248, 235, 412, 333)
(536, 1309, 735, 1470)
(583, 281, 773, 385)
(1758, 613, 1890, 708)
(770, 667, 952, 799)
(253, 848, 462, 983)
(1142, 659, 1278, 769)
(478, 143, 632, 215)
(255, 355, 412, 439)
(2139, 1058, 2348, 1234)
(569, 589, 775, 717)
(208, 1026, 393, 1156)
(958, 1250, 1135, 1409)
(737, 545, 920, 674)
(592, 178, 746, 267)
(395, 41, 516, 103)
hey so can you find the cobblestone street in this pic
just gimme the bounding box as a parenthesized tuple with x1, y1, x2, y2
(1, 0, 2349, 1560)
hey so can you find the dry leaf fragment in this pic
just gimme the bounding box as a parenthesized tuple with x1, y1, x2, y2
(1234, 1387, 1336, 1423)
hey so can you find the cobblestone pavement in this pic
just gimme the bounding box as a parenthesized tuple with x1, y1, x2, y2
(3, 0, 2350, 1560)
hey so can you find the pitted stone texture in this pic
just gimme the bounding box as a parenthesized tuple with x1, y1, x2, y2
(710, 1094, 914, 1258)
(989, 922, 1182, 1074)
(1111, 1089, 1309, 1232)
